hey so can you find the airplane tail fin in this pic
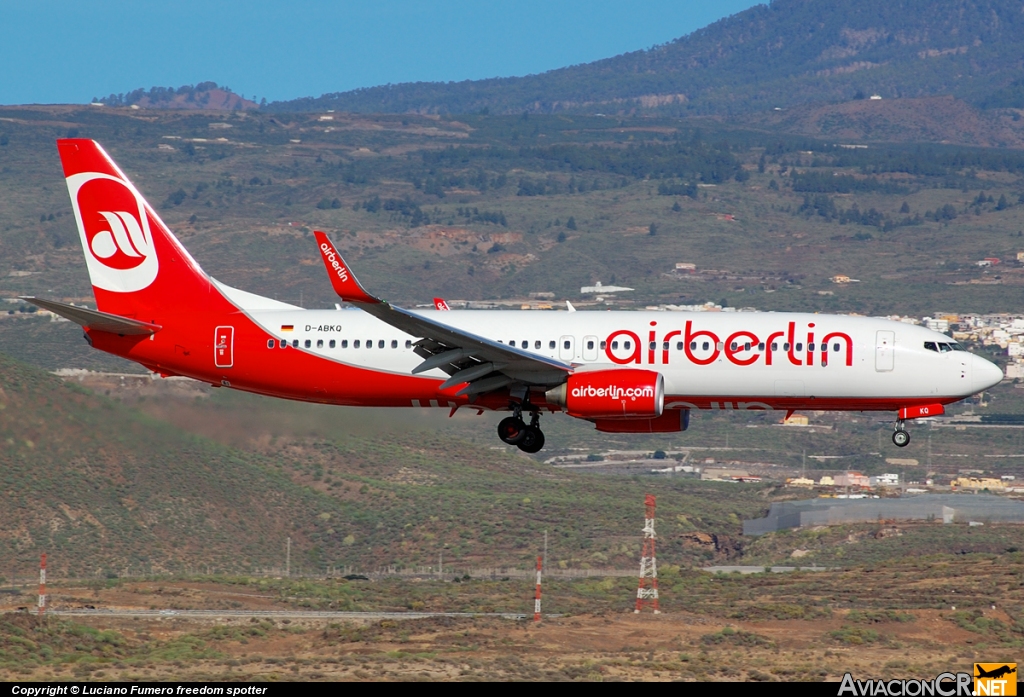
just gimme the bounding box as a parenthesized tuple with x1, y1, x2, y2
(57, 139, 215, 319)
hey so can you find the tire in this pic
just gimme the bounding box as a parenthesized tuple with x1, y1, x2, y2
(518, 426, 545, 453)
(497, 416, 527, 445)
(892, 430, 910, 448)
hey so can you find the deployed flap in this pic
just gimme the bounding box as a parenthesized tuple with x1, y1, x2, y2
(313, 231, 571, 391)
(19, 296, 161, 335)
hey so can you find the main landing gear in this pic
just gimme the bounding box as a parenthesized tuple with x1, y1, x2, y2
(892, 420, 911, 448)
(497, 402, 545, 453)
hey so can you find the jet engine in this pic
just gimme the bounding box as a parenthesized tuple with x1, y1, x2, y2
(545, 369, 664, 419)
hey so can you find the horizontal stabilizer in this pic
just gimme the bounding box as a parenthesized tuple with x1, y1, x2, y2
(19, 297, 161, 336)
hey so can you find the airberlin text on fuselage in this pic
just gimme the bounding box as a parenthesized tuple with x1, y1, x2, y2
(319, 242, 349, 283)
(605, 320, 854, 368)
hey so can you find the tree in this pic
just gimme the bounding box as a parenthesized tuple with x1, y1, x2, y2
(649, 223, 658, 236)
(900, 201, 910, 214)
(997, 194, 1009, 211)
(566, 216, 577, 230)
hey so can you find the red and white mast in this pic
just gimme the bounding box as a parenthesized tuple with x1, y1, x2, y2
(38, 553, 46, 617)
(634, 495, 660, 614)
(533, 555, 542, 622)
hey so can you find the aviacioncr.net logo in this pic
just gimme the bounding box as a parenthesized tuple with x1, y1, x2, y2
(67, 172, 159, 293)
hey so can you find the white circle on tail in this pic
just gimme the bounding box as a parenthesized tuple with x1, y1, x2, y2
(65, 172, 159, 293)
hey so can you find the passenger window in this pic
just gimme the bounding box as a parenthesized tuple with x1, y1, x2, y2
(690, 342, 697, 350)
(758, 342, 765, 351)
(563, 340, 571, 350)
(676, 341, 683, 350)
(796, 343, 803, 351)
(304, 339, 311, 348)
(354, 340, 360, 348)
(612, 341, 619, 350)
(341, 340, 348, 348)
(808, 343, 815, 351)
(744, 342, 751, 351)
(717, 342, 724, 350)
(623, 341, 631, 350)
(317, 339, 323, 348)
(702, 342, 709, 351)
(378, 340, 385, 349)
(587, 340, 595, 350)
(730, 342, 738, 351)
(330, 339, 336, 349)
(649, 342, 657, 350)
(279, 339, 287, 349)
(292, 339, 299, 348)
(522, 340, 528, 349)
(509, 340, 516, 348)
(600, 341, 607, 350)
(548, 340, 556, 349)
(391, 340, 398, 348)
(783, 343, 790, 351)
(366, 340, 372, 348)
(535, 340, 541, 349)
(267, 339, 274, 349)
(833, 343, 840, 352)
(405, 340, 412, 348)
(662, 342, 669, 350)
(771, 343, 778, 351)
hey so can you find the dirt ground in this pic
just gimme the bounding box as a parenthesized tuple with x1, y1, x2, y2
(0, 577, 1005, 681)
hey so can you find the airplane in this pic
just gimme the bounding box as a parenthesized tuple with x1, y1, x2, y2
(22, 139, 1004, 453)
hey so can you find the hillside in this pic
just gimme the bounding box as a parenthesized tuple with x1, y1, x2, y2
(0, 352, 777, 578)
(95, 82, 257, 111)
(269, 0, 1024, 116)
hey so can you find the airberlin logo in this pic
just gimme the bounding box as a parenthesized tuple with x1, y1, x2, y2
(319, 242, 350, 283)
(67, 172, 159, 293)
(571, 384, 654, 400)
(89, 211, 151, 268)
(605, 320, 854, 368)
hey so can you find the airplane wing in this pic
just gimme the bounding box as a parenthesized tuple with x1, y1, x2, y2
(313, 231, 570, 396)
(19, 296, 161, 336)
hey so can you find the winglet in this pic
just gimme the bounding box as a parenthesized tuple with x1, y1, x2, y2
(314, 231, 379, 304)
(434, 297, 450, 311)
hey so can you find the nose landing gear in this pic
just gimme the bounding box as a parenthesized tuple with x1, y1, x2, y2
(892, 420, 910, 448)
(496, 401, 545, 453)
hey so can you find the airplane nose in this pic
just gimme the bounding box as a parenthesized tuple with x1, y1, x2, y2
(971, 354, 1003, 393)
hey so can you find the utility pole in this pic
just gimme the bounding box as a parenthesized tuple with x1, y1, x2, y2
(635, 494, 660, 614)
(438, 551, 443, 579)
(286, 537, 291, 578)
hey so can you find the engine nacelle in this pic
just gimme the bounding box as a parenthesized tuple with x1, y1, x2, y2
(545, 369, 664, 419)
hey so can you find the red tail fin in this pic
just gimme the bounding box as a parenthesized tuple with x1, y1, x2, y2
(58, 139, 215, 318)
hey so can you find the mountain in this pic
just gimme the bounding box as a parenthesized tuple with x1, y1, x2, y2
(94, 82, 258, 111)
(268, 0, 1024, 116)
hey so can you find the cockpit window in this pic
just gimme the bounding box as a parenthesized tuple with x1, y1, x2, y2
(926, 341, 963, 353)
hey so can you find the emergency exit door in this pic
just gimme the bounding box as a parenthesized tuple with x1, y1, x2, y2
(214, 326, 234, 368)
(875, 330, 894, 372)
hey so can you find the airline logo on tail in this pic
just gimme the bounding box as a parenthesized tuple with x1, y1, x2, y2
(67, 172, 158, 293)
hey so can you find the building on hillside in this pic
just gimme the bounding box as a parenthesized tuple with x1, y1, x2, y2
(675, 262, 696, 271)
(952, 477, 1005, 490)
(580, 281, 634, 295)
(818, 475, 835, 486)
(834, 472, 870, 488)
(701, 468, 750, 481)
(743, 494, 1024, 535)
(784, 414, 809, 426)
(786, 477, 815, 488)
(871, 473, 900, 487)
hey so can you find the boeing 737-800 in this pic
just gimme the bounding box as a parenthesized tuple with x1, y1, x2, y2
(22, 140, 1004, 453)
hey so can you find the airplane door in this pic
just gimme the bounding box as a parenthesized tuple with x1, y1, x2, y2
(582, 335, 599, 361)
(214, 326, 234, 368)
(875, 330, 894, 372)
(559, 335, 575, 361)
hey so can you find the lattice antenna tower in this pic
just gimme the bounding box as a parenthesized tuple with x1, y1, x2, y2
(634, 494, 660, 613)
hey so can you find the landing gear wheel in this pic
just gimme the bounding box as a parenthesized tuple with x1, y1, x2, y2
(892, 430, 910, 448)
(517, 426, 545, 453)
(497, 416, 527, 445)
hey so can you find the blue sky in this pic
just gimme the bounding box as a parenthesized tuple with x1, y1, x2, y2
(3, 1, 764, 105)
